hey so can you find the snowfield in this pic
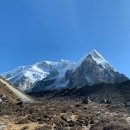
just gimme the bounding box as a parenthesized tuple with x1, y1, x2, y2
(2, 60, 75, 91)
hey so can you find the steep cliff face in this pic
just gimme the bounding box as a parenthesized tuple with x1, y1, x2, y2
(66, 49, 128, 87)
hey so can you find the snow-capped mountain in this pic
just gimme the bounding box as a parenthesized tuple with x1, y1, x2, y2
(2, 49, 129, 93)
(65, 49, 128, 87)
(31, 49, 128, 93)
(2, 60, 75, 91)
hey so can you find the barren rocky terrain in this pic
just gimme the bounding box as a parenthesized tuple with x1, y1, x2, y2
(1, 77, 130, 130)
(0, 96, 130, 130)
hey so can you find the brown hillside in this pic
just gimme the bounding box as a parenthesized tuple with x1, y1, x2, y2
(0, 80, 19, 103)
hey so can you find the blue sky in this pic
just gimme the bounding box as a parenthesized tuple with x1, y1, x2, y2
(0, 0, 130, 77)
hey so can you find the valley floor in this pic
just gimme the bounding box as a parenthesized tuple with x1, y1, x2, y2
(0, 98, 130, 130)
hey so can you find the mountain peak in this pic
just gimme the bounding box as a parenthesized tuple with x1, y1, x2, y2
(80, 49, 108, 65)
(88, 49, 107, 63)
(75, 49, 111, 70)
(89, 49, 100, 55)
(90, 49, 98, 54)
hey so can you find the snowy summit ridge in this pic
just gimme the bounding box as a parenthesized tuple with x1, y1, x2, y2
(2, 49, 129, 92)
(2, 60, 75, 91)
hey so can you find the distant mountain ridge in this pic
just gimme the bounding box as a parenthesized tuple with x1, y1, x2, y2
(2, 49, 129, 93)
(2, 60, 75, 91)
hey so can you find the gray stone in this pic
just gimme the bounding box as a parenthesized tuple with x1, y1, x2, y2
(0, 123, 5, 130)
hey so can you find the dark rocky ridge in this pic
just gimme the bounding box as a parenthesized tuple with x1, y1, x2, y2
(30, 80, 130, 106)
